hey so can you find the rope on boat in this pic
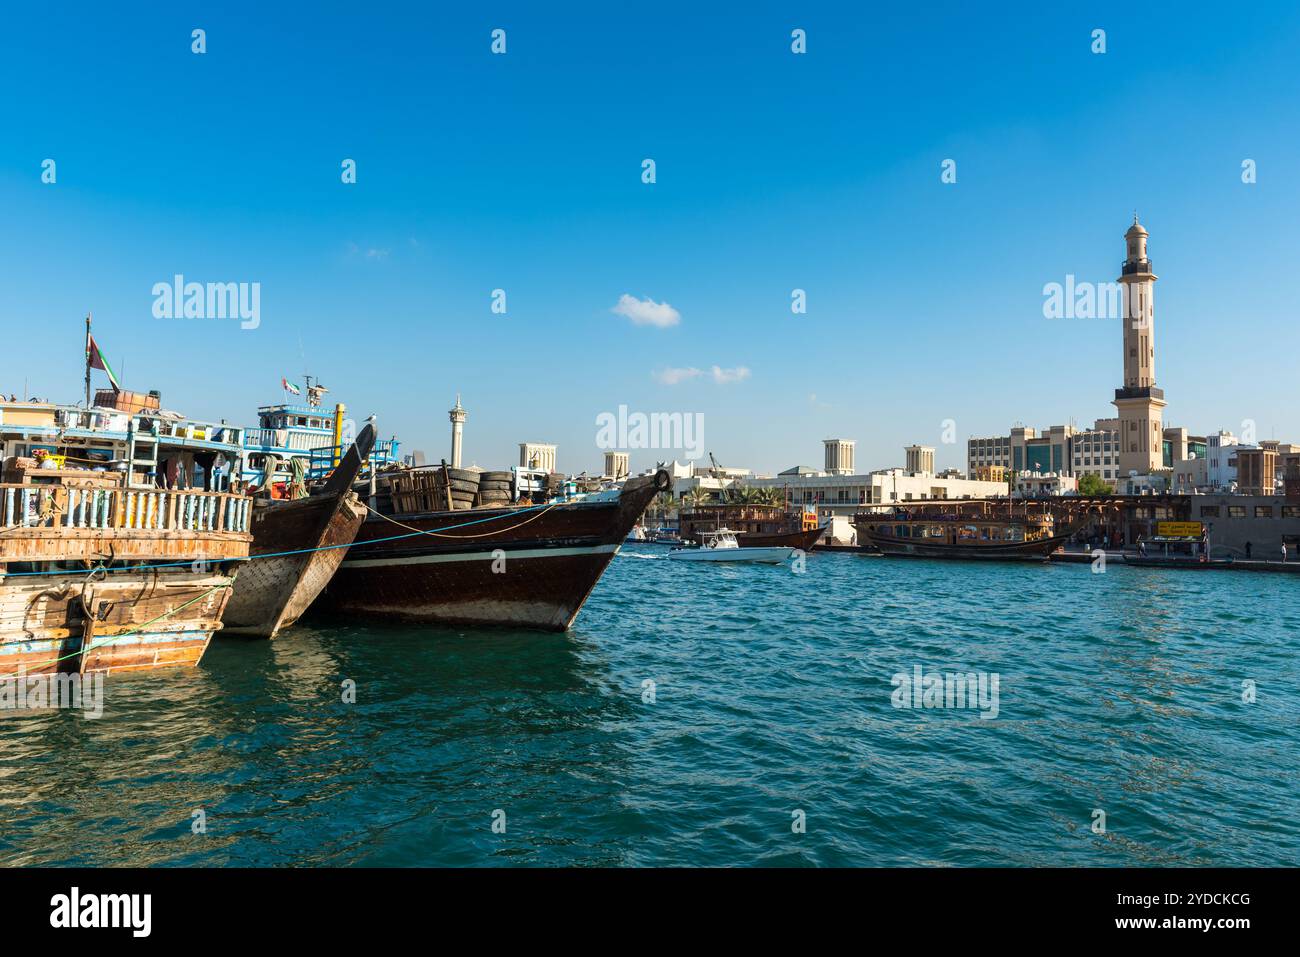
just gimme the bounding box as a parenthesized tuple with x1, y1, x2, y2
(359, 500, 560, 538)
(0, 501, 557, 579)
(0, 581, 231, 679)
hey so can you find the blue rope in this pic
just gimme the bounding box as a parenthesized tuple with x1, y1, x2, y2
(0, 503, 551, 578)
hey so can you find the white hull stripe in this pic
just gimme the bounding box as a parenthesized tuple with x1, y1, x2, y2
(341, 543, 621, 569)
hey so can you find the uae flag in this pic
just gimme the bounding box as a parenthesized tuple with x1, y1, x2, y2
(86, 335, 121, 391)
(281, 377, 301, 395)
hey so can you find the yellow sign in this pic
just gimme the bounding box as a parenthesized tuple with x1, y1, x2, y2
(1158, 521, 1203, 537)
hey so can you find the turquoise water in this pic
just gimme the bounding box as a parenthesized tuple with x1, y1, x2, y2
(2, 549, 1297, 866)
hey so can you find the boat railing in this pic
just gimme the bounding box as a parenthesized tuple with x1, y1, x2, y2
(50, 406, 243, 445)
(0, 483, 250, 534)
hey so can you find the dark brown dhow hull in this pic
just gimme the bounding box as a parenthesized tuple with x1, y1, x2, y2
(223, 425, 374, 638)
(318, 470, 669, 630)
(858, 528, 1072, 561)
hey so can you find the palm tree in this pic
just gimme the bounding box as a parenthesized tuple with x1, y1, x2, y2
(649, 491, 676, 522)
(684, 486, 712, 509)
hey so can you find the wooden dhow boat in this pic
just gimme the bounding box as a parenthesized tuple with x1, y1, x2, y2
(317, 468, 671, 630)
(222, 424, 375, 638)
(0, 464, 251, 675)
(854, 499, 1078, 561)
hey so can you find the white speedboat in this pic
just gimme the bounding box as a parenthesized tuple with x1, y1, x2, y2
(666, 528, 795, 564)
(626, 524, 648, 542)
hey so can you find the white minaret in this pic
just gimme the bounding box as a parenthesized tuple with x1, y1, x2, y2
(1113, 216, 1165, 476)
(448, 394, 466, 468)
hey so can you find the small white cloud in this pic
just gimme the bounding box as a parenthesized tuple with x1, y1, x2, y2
(612, 294, 680, 328)
(654, 366, 703, 385)
(365, 248, 390, 260)
(711, 365, 750, 385)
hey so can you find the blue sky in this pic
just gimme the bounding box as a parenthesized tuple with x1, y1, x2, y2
(2, 1, 1298, 475)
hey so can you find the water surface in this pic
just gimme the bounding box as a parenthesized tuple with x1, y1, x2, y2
(2, 549, 1296, 866)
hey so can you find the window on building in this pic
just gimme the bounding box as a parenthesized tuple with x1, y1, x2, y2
(1200, 506, 1220, 518)
(1283, 506, 1300, 519)
(1255, 506, 1273, 518)
(1228, 506, 1246, 518)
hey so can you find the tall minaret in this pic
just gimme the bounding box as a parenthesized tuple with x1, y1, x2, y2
(1112, 215, 1166, 476)
(448, 394, 467, 468)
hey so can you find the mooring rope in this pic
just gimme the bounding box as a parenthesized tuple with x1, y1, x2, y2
(0, 500, 560, 578)
(359, 499, 560, 538)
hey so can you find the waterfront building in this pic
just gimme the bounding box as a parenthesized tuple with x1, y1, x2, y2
(823, 438, 855, 476)
(749, 446, 1006, 521)
(448, 394, 466, 469)
(519, 442, 556, 472)
(969, 423, 1102, 479)
(1235, 446, 1277, 495)
(1013, 472, 1078, 497)
(1070, 419, 1121, 482)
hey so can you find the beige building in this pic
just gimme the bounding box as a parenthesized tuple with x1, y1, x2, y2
(603, 450, 629, 480)
(904, 445, 935, 476)
(1235, 447, 1277, 495)
(823, 438, 855, 476)
(519, 442, 556, 472)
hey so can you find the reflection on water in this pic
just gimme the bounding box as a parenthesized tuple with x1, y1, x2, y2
(1, 551, 1297, 866)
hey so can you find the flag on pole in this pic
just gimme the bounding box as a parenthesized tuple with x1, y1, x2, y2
(87, 335, 121, 392)
(281, 377, 301, 395)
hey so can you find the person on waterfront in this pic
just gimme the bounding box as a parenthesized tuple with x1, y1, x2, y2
(1245, 540, 1253, 559)
(1138, 540, 1147, 557)
(1283, 542, 1289, 564)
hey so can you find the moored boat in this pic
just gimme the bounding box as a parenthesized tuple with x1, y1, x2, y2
(316, 469, 671, 630)
(732, 526, 823, 551)
(222, 424, 376, 638)
(0, 467, 250, 675)
(854, 500, 1078, 561)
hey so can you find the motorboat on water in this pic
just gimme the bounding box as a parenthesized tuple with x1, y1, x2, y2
(666, 528, 795, 564)
(626, 524, 648, 543)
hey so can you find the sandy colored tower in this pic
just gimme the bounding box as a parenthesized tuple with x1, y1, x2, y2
(1112, 216, 1166, 476)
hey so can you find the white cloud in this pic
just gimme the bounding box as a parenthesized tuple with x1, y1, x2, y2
(612, 294, 680, 328)
(654, 366, 703, 385)
(711, 365, 751, 385)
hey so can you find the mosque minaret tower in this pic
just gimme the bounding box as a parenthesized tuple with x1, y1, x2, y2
(1112, 216, 1166, 476)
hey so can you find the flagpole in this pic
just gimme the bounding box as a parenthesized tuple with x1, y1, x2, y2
(84, 313, 92, 409)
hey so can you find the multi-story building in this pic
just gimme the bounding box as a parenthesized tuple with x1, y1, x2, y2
(1235, 446, 1277, 495)
(1069, 418, 1121, 482)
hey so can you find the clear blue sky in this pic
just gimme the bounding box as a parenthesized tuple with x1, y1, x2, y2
(2, 1, 1297, 475)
